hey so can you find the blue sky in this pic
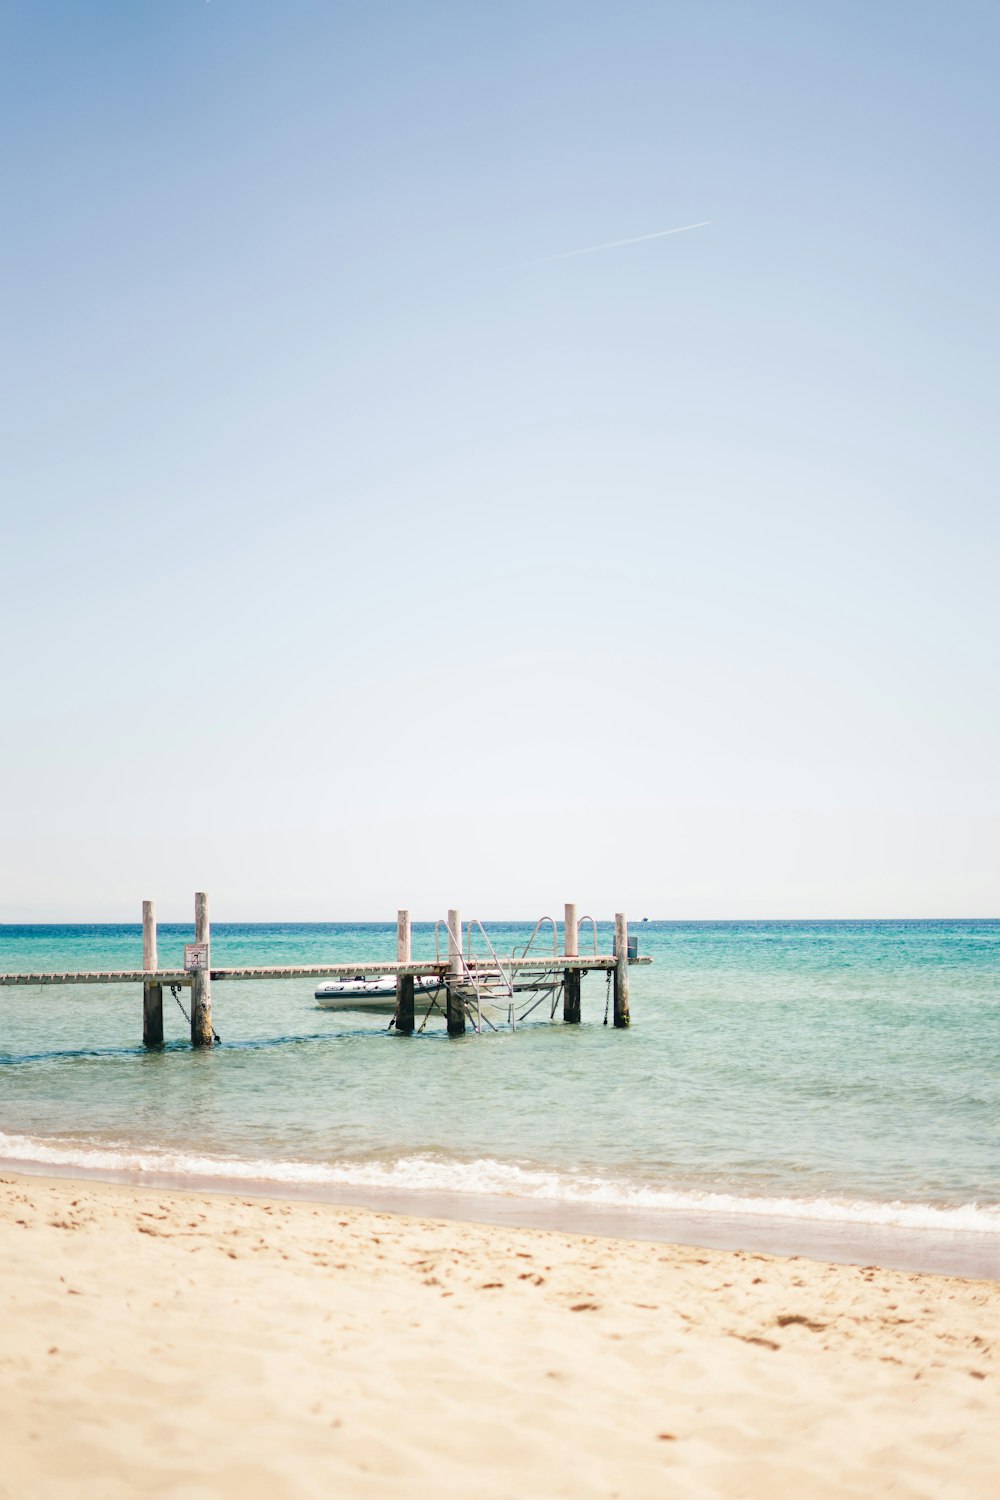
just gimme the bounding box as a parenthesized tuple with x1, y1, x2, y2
(2, 1, 998, 919)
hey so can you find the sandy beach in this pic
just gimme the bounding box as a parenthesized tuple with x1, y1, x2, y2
(1, 1172, 997, 1499)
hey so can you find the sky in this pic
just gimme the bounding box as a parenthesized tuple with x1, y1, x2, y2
(1, 1, 998, 921)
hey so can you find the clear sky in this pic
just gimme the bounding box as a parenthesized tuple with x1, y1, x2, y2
(2, 1, 998, 921)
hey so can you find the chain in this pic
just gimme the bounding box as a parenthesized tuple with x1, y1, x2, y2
(169, 984, 221, 1045)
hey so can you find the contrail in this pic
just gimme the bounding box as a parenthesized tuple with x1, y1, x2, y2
(523, 220, 711, 266)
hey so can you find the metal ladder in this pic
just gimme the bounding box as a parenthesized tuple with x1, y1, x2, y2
(434, 916, 516, 1031)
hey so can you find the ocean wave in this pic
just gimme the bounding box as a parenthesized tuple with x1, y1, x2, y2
(2, 1131, 998, 1235)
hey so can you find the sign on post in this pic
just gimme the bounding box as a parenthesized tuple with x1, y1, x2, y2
(184, 942, 209, 972)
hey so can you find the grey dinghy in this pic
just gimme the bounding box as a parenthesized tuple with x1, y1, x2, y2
(314, 974, 443, 1012)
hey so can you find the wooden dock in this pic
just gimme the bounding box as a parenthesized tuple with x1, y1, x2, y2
(0, 956, 636, 987)
(0, 897, 652, 1048)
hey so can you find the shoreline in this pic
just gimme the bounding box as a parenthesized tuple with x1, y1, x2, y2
(2, 1168, 998, 1498)
(5, 1151, 998, 1280)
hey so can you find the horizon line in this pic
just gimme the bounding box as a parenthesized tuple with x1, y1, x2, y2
(1, 914, 996, 927)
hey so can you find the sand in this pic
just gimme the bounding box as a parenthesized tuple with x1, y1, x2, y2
(1, 1172, 997, 1499)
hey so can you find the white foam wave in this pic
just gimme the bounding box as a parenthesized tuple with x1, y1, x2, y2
(2, 1131, 998, 1235)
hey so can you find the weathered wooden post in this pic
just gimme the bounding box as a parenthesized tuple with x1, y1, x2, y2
(142, 899, 163, 1047)
(190, 891, 214, 1048)
(446, 908, 466, 1036)
(395, 908, 414, 1035)
(613, 911, 630, 1028)
(563, 900, 581, 1024)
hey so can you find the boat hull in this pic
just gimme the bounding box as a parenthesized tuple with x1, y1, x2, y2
(314, 977, 443, 1012)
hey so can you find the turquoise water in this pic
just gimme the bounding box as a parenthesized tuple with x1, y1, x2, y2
(2, 921, 998, 1270)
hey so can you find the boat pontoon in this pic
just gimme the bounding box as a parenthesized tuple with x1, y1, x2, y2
(314, 974, 443, 1012)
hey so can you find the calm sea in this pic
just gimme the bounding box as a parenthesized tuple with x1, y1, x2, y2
(2, 920, 998, 1275)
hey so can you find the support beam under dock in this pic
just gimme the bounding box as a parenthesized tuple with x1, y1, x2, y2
(141, 898, 163, 1048)
(446, 908, 465, 1036)
(613, 912, 630, 1029)
(562, 901, 581, 1024)
(395, 909, 414, 1035)
(190, 891, 214, 1048)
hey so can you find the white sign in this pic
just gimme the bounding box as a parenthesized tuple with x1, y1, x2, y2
(184, 943, 209, 972)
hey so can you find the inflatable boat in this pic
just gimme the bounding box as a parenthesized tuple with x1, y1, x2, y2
(314, 974, 443, 1012)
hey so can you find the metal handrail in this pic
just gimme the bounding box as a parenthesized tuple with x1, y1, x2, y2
(434, 919, 514, 996)
(432, 914, 596, 1033)
(464, 919, 515, 1002)
(576, 915, 600, 957)
(434, 915, 522, 1033)
(433, 917, 480, 1031)
(512, 915, 558, 962)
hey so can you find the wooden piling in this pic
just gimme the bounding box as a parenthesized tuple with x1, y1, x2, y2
(613, 911, 630, 1028)
(446, 908, 466, 1036)
(395, 909, 414, 1034)
(141, 899, 163, 1047)
(190, 891, 214, 1048)
(563, 901, 581, 1024)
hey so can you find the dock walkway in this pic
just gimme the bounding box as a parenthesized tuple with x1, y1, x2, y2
(0, 898, 651, 1047)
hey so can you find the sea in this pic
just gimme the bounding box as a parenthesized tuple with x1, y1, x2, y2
(1, 920, 998, 1278)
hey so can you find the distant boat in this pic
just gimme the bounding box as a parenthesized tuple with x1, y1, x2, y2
(314, 974, 443, 1012)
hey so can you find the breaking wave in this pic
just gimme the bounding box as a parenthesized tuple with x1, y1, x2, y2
(2, 1131, 999, 1235)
